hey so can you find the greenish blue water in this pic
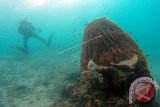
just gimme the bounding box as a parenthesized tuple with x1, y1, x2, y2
(0, 0, 160, 106)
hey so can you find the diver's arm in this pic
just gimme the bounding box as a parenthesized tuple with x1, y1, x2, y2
(27, 22, 36, 31)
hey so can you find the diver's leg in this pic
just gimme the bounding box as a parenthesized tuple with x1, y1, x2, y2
(32, 33, 52, 47)
(23, 37, 29, 53)
(48, 34, 53, 46)
(11, 37, 29, 54)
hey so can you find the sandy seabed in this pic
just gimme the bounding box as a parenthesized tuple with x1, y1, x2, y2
(0, 50, 80, 107)
(0, 49, 159, 107)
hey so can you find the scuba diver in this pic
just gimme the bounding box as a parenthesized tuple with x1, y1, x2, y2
(12, 19, 53, 53)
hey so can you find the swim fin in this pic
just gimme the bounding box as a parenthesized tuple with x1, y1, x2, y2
(11, 45, 28, 54)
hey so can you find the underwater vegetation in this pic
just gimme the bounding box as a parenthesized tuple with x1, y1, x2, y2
(52, 17, 160, 107)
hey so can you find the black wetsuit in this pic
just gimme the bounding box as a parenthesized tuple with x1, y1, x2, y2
(17, 21, 49, 53)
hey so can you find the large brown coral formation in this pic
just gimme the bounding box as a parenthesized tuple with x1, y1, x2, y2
(52, 17, 159, 107)
(81, 17, 150, 76)
(72, 17, 159, 107)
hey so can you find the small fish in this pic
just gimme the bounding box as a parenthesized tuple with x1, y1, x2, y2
(146, 54, 150, 57)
